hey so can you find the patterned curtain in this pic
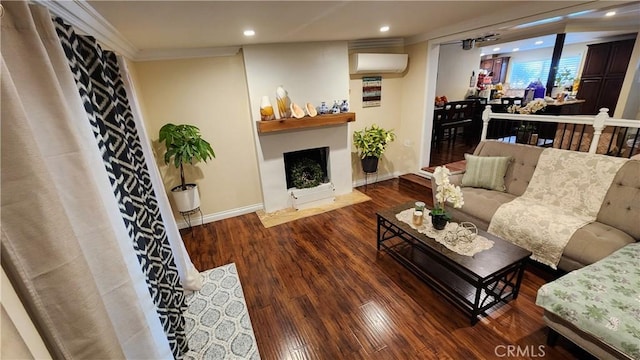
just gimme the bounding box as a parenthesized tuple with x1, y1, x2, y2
(53, 18, 188, 358)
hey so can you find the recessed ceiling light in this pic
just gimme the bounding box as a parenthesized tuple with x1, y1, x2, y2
(605, 11, 616, 17)
(493, 47, 500, 52)
(243, 30, 255, 37)
(480, 53, 485, 56)
(535, 40, 544, 45)
(512, 48, 519, 52)
(380, 26, 390, 32)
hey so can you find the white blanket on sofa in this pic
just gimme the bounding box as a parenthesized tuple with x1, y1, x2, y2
(488, 148, 627, 268)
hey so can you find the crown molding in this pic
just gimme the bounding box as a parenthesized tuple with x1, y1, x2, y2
(405, 1, 605, 46)
(136, 46, 241, 61)
(35, 0, 138, 59)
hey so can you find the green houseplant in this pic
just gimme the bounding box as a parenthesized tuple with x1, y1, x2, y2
(159, 123, 215, 212)
(353, 124, 396, 173)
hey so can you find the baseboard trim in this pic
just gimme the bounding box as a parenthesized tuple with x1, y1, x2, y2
(352, 172, 398, 188)
(176, 203, 264, 229)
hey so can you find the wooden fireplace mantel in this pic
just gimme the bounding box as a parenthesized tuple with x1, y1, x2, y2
(256, 112, 355, 134)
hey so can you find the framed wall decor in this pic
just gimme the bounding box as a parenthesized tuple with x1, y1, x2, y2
(362, 76, 381, 107)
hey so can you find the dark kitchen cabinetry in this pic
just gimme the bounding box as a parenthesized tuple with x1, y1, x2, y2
(480, 56, 510, 84)
(577, 39, 635, 116)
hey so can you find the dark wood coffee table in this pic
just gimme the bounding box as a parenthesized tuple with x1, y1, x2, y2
(376, 201, 531, 325)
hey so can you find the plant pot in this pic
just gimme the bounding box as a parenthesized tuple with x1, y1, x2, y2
(361, 156, 379, 173)
(171, 183, 200, 213)
(431, 213, 448, 230)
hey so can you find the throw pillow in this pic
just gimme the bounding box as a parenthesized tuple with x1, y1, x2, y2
(461, 154, 512, 191)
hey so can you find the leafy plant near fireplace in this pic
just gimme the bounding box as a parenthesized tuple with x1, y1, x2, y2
(353, 124, 396, 173)
(159, 123, 215, 212)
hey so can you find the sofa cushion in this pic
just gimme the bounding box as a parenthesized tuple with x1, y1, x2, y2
(560, 222, 636, 271)
(461, 154, 511, 191)
(474, 140, 544, 196)
(596, 160, 640, 240)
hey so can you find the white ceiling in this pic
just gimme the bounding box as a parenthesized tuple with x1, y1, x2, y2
(478, 2, 640, 55)
(49, 1, 640, 60)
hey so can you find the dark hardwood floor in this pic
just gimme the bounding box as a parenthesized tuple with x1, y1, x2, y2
(182, 179, 590, 359)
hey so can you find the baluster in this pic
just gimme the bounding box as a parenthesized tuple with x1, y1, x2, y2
(589, 108, 609, 154)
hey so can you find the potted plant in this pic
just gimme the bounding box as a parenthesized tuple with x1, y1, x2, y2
(159, 123, 215, 213)
(552, 67, 574, 98)
(430, 166, 464, 230)
(353, 124, 396, 173)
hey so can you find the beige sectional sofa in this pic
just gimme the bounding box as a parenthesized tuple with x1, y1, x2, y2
(432, 140, 640, 272)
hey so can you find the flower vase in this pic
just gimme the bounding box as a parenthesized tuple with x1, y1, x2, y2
(331, 100, 340, 114)
(340, 100, 349, 113)
(318, 102, 329, 115)
(260, 96, 275, 121)
(276, 86, 291, 118)
(431, 213, 448, 230)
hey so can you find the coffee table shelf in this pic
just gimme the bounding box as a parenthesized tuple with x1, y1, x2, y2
(376, 202, 531, 325)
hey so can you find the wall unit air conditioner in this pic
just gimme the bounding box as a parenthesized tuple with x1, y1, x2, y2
(349, 53, 409, 74)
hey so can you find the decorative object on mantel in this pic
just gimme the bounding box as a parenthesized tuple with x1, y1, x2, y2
(305, 102, 317, 117)
(260, 95, 275, 121)
(340, 100, 349, 113)
(290, 102, 305, 118)
(352, 124, 396, 173)
(318, 102, 329, 115)
(158, 123, 215, 213)
(276, 85, 291, 118)
(331, 100, 340, 114)
(256, 112, 355, 134)
(430, 166, 464, 230)
(396, 208, 493, 256)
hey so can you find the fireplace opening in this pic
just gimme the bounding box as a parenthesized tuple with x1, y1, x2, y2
(284, 147, 330, 189)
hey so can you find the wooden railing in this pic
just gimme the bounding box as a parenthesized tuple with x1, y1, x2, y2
(481, 106, 640, 158)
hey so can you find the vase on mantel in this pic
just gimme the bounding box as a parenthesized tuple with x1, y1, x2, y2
(260, 96, 275, 121)
(318, 102, 329, 115)
(331, 100, 340, 114)
(340, 100, 349, 113)
(276, 86, 291, 118)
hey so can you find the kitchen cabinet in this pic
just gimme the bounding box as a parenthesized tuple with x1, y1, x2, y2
(480, 56, 509, 84)
(577, 39, 635, 116)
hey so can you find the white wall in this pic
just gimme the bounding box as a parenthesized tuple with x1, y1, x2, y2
(131, 55, 263, 222)
(435, 43, 482, 101)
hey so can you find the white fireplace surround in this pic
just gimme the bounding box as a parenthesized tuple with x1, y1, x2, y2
(257, 124, 353, 213)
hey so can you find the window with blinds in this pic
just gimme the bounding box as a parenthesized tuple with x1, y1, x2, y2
(509, 56, 582, 89)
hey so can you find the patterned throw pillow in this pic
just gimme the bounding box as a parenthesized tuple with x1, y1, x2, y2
(461, 154, 512, 191)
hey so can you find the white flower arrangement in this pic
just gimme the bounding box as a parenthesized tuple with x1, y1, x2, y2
(431, 166, 464, 217)
(507, 98, 547, 114)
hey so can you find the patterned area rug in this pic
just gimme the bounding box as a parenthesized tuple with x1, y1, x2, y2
(184, 263, 260, 360)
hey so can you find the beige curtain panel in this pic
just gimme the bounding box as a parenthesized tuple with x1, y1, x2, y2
(1, 1, 193, 358)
